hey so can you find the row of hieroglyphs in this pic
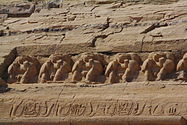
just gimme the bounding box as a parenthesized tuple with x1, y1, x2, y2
(7, 52, 187, 84)
(4, 99, 187, 118)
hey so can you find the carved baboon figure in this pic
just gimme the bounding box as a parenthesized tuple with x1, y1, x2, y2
(122, 59, 141, 82)
(7, 52, 184, 84)
(122, 53, 141, 82)
(141, 53, 158, 81)
(38, 60, 53, 83)
(53, 59, 72, 82)
(72, 59, 85, 82)
(105, 53, 141, 83)
(142, 52, 175, 81)
(72, 53, 106, 83)
(105, 59, 121, 84)
(85, 59, 104, 83)
(8, 61, 20, 83)
(20, 61, 38, 83)
(176, 53, 187, 81)
(8, 56, 40, 83)
(156, 52, 175, 80)
(38, 54, 73, 83)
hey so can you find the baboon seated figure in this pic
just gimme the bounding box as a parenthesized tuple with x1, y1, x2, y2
(38, 54, 73, 83)
(38, 60, 53, 83)
(105, 53, 141, 83)
(53, 60, 72, 82)
(20, 61, 38, 83)
(85, 59, 103, 83)
(8, 56, 40, 83)
(72, 53, 106, 83)
(142, 52, 175, 81)
(176, 53, 187, 81)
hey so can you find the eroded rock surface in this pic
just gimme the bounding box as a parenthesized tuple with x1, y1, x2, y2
(0, 0, 186, 82)
(1, 0, 187, 124)
(0, 0, 187, 56)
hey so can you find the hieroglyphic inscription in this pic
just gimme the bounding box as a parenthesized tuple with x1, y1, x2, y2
(8, 99, 187, 118)
(10, 99, 56, 117)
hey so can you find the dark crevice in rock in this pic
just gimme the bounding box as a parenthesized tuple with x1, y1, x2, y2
(163, 13, 187, 22)
(140, 35, 146, 52)
(100, 17, 110, 31)
(0, 48, 17, 81)
(0, 30, 6, 36)
(89, 35, 108, 47)
(0, 27, 74, 37)
(25, 27, 75, 34)
(98, 51, 118, 56)
(91, 25, 124, 47)
(140, 22, 168, 34)
(90, 5, 99, 11)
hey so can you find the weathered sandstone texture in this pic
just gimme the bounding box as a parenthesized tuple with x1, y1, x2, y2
(1, 0, 187, 124)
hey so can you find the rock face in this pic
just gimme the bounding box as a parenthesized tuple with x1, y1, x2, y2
(0, 3, 35, 17)
(1, 0, 187, 125)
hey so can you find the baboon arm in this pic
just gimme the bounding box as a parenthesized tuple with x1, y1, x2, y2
(72, 62, 79, 72)
(105, 63, 113, 76)
(177, 60, 184, 71)
(141, 60, 148, 72)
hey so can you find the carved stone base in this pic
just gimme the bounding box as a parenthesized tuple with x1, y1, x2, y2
(0, 116, 186, 125)
(1, 82, 187, 125)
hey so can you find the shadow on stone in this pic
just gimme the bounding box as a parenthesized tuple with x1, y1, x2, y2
(0, 86, 11, 93)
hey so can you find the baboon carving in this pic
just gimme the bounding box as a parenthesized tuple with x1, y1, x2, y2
(85, 59, 104, 83)
(7, 52, 187, 84)
(142, 52, 175, 81)
(105, 53, 141, 83)
(8, 56, 40, 83)
(156, 52, 175, 80)
(72, 59, 85, 82)
(38, 60, 53, 83)
(105, 59, 119, 83)
(176, 53, 187, 81)
(72, 53, 106, 83)
(141, 53, 158, 81)
(38, 54, 73, 83)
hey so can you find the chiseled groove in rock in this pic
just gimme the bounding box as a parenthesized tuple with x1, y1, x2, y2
(91, 25, 124, 48)
(89, 35, 108, 47)
(140, 35, 145, 52)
